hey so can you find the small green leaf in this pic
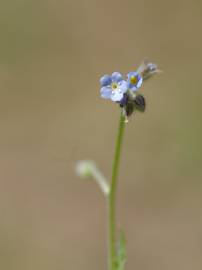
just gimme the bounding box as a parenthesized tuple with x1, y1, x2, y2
(115, 231, 126, 270)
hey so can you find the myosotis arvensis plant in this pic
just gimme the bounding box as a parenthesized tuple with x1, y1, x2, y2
(76, 60, 160, 270)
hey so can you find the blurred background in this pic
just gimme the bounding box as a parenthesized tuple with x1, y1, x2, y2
(0, 0, 202, 269)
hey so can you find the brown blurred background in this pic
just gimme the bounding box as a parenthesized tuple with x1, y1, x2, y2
(0, 0, 202, 269)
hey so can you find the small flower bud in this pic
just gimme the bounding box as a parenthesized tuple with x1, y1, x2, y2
(76, 160, 95, 178)
(125, 100, 136, 117)
(119, 93, 129, 108)
(133, 94, 146, 112)
(137, 60, 161, 81)
(76, 160, 110, 195)
(120, 92, 146, 118)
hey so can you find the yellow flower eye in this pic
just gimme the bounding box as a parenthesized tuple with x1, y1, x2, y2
(130, 76, 137, 85)
(111, 82, 118, 90)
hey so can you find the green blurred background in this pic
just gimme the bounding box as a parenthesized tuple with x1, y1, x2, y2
(0, 0, 202, 269)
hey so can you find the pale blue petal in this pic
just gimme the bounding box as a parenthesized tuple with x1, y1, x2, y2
(111, 72, 123, 82)
(111, 90, 124, 102)
(136, 76, 143, 88)
(100, 75, 112, 87)
(119, 80, 128, 93)
(129, 85, 138, 91)
(127, 71, 138, 79)
(100, 86, 112, 99)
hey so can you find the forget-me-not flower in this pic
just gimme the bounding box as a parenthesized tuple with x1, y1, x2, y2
(100, 72, 128, 102)
(99, 60, 160, 120)
(127, 71, 143, 92)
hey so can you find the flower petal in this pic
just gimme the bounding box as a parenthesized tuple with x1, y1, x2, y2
(100, 86, 112, 99)
(136, 76, 143, 88)
(119, 80, 128, 93)
(128, 84, 138, 91)
(100, 75, 112, 87)
(111, 72, 123, 83)
(111, 90, 124, 102)
(127, 71, 138, 79)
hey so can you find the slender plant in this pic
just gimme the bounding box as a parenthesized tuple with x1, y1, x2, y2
(76, 60, 160, 270)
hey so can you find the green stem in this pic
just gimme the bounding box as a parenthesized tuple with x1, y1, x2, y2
(108, 112, 126, 270)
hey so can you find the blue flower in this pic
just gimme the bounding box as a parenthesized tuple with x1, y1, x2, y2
(100, 72, 128, 102)
(127, 71, 143, 91)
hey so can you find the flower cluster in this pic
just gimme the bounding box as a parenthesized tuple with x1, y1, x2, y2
(99, 60, 159, 118)
(100, 71, 142, 103)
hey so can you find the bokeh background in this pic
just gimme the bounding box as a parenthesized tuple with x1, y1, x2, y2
(0, 0, 202, 269)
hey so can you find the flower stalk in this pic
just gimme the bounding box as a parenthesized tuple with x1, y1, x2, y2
(108, 112, 126, 270)
(76, 59, 160, 270)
